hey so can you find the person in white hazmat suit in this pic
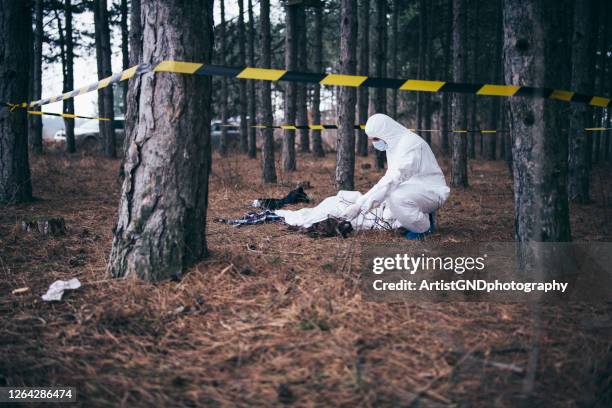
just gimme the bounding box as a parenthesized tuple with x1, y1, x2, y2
(276, 114, 450, 239)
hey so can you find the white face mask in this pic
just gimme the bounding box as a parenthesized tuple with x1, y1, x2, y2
(372, 139, 388, 151)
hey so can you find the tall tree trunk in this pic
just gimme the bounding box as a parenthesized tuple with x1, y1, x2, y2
(108, 0, 214, 281)
(247, 0, 257, 158)
(124, 0, 141, 159)
(568, 0, 596, 203)
(260, 0, 277, 183)
(0, 0, 32, 204)
(604, 0, 611, 162)
(356, 0, 369, 157)
(422, 0, 432, 144)
(389, 0, 398, 118)
(483, 0, 502, 161)
(94, 0, 116, 158)
(373, 0, 387, 170)
(120, 0, 129, 114)
(311, 3, 325, 157)
(416, 0, 425, 132)
(451, 0, 468, 187)
(282, 3, 298, 171)
(219, 0, 228, 156)
(63, 0, 76, 153)
(238, 0, 248, 154)
(28, 0, 43, 155)
(467, 1, 479, 158)
(503, 0, 571, 243)
(440, 0, 452, 156)
(336, 0, 357, 190)
(297, 6, 310, 153)
(592, 0, 607, 163)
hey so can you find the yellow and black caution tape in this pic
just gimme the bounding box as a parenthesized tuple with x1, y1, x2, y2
(26, 110, 111, 121)
(3, 102, 110, 121)
(235, 123, 612, 133)
(6, 61, 611, 110)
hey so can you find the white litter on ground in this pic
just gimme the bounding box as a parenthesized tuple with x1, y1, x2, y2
(42, 278, 81, 301)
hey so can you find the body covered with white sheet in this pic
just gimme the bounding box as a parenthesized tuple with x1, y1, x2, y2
(277, 114, 450, 232)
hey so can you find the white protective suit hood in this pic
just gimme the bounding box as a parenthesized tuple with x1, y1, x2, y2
(356, 114, 449, 211)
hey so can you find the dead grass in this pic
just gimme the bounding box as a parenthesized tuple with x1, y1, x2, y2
(1, 150, 611, 407)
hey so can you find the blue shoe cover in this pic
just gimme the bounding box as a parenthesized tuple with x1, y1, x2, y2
(404, 212, 436, 240)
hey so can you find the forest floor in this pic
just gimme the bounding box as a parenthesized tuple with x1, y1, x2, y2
(1, 149, 612, 407)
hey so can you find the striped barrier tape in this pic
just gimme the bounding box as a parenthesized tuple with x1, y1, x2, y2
(226, 123, 612, 133)
(7, 60, 611, 109)
(3, 103, 111, 121)
(27, 110, 111, 121)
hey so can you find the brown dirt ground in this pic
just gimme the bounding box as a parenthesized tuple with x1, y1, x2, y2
(1, 149, 612, 407)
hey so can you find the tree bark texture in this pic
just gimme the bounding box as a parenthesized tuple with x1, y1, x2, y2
(336, 0, 357, 191)
(260, 0, 277, 183)
(503, 0, 571, 243)
(389, 0, 398, 118)
(440, 0, 452, 156)
(297, 6, 310, 153)
(63, 0, 76, 153)
(108, 0, 214, 281)
(219, 0, 229, 156)
(120, 0, 129, 113)
(483, 0, 502, 161)
(467, 1, 479, 158)
(94, 0, 116, 158)
(282, 3, 298, 171)
(238, 0, 249, 154)
(356, 0, 369, 157)
(0, 0, 32, 204)
(373, 0, 387, 170)
(311, 4, 325, 157)
(451, 0, 468, 187)
(568, 0, 596, 203)
(28, 0, 43, 155)
(247, 0, 257, 158)
(124, 0, 141, 158)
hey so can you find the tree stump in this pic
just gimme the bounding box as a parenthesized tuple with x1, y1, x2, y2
(21, 216, 66, 235)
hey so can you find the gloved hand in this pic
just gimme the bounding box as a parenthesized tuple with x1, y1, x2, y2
(342, 203, 362, 221)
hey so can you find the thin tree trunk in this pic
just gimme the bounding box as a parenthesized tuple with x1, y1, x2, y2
(247, 0, 257, 158)
(311, 4, 325, 157)
(389, 0, 398, 118)
(373, 0, 387, 170)
(0, 0, 32, 204)
(108, 0, 214, 281)
(467, 1, 479, 158)
(238, 0, 248, 154)
(63, 0, 76, 153)
(282, 3, 298, 171)
(483, 0, 502, 161)
(94, 0, 116, 158)
(416, 0, 425, 132)
(120, 0, 129, 113)
(124, 0, 141, 159)
(568, 0, 596, 203)
(28, 0, 43, 155)
(503, 0, 571, 243)
(451, 0, 468, 187)
(336, 0, 357, 190)
(592, 0, 607, 163)
(219, 0, 228, 156)
(422, 0, 432, 144)
(440, 0, 452, 156)
(260, 0, 277, 182)
(297, 6, 310, 153)
(356, 0, 369, 157)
